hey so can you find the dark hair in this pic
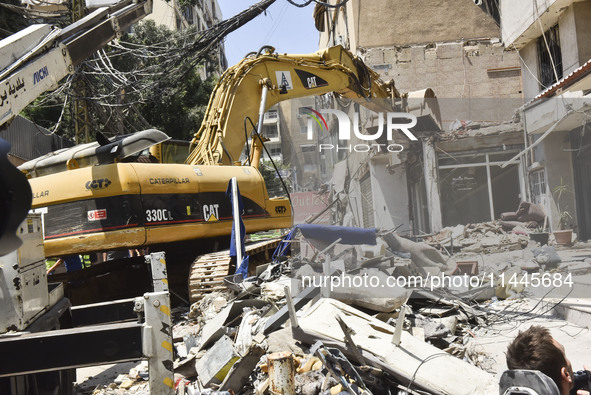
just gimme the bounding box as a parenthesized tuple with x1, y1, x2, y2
(506, 326, 567, 390)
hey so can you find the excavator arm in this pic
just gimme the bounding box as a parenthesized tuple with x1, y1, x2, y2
(22, 45, 440, 260)
(186, 45, 401, 166)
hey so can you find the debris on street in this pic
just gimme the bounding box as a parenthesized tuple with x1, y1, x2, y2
(79, 224, 591, 395)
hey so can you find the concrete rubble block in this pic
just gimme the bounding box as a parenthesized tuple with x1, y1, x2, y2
(261, 281, 288, 301)
(480, 235, 502, 248)
(198, 299, 268, 351)
(328, 269, 410, 313)
(266, 327, 306, 355)
(463, 241, 483, 253)
(195, 335, 239, 388)
(293, 298, 498, 394)
(532, 245, 562, 269)
(410, 314, 453, 339)
(189, 291, 232, 320)
(219, 344, 265, 391)
(382, 232, 451, 273)
(172, 322, 200, 342)
(559, 261, 591, 275)
(174, 354, 197, 379)
(296, 370, 331, 395)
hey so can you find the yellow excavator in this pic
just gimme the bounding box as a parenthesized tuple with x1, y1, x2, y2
(23, 45, 409, 254)
(21, 45, 437, 298)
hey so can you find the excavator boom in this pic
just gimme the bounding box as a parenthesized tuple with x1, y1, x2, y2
(25, 46, 437, 260)
(186, 45, 400, 166)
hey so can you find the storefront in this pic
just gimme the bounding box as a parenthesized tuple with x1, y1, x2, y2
(434, 130, 526, 228)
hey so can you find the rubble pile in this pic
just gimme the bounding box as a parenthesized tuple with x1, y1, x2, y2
(83, 225, 591, 395)
(425, 222, 531, 254)
(424, 202, 555, 254)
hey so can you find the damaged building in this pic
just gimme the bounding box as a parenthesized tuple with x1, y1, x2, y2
(495, 0, 591, 241)
(310, 0, 591, 239)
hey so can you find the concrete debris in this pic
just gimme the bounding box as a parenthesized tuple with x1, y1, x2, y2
(83, 225, 591, 395)
(425, 220, 536, 253)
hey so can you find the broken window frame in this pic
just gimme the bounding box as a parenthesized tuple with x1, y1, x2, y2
(529, 169, 550, 216)
(537, 24, 563, 90)
(359, 171, 375, 228)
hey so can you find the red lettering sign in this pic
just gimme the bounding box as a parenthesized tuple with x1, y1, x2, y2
(88, 209, 107, 221)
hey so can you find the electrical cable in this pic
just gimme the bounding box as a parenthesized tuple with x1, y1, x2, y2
(246, 116, 292, 207)
(287, 0, 351, 9)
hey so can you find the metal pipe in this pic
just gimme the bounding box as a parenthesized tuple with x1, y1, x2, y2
(268, 352, 295, 394)
(256, 82, 269, 138)
(392, 304, 409, 346)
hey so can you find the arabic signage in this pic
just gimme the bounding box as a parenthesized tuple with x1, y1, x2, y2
(0, 77, 26, 108)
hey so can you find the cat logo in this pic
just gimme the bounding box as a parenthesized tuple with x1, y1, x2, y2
(85, 178, 112, 190)
(203, 204, 220, 222)
(295, 69, 328, 89)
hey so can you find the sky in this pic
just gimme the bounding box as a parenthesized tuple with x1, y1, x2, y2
(217, 0, 320, 67)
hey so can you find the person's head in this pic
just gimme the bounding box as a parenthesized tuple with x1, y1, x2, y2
(506, 325, 574, 395)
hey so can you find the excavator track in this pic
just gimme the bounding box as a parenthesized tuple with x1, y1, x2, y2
(188, 238, 282, 302)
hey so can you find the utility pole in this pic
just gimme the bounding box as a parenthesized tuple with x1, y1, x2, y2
(71, 0, 91, 143)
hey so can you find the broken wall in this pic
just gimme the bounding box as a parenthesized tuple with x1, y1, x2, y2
(354, 0, 500, 48)
(362, 42, 522, 102)
(368, 156, 410, 232)
(519, 40, 541, 100)
(532, 131, 578, 231)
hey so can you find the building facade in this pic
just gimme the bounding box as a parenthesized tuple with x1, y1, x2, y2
(315, 0, 524, 235)
(144, 0, 227, 77)
(498, 0, 591, 240)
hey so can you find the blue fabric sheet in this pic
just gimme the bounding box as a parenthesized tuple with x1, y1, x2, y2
(272, 224, 377, 262)
(226, 179, 249, 278)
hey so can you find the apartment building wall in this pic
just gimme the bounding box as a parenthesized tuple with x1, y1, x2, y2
(499, 0, 591, 238)
(315, 0, 524, 233)
(146, 0, 226, 76)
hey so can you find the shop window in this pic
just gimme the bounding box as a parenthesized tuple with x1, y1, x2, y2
(438, 150, 522, 227)
(440, 167, 491, 226)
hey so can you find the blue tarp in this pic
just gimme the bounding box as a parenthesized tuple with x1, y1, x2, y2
(273, 224, 377, 262)
(226, 179, 249, 278)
